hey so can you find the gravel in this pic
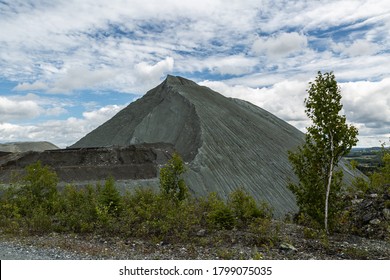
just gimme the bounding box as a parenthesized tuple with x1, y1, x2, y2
(1, 222, 389, 260)
(0, 239, 88, 260)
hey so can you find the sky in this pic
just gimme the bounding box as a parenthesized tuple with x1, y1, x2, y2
(0, 0, 389, 148)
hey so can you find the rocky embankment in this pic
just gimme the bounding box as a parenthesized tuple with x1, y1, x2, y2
(0, 143, 174, 183)
(1, 221, 388, 260)
(343, 188, 390, 240)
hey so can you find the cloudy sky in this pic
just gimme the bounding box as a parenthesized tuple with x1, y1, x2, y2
(0, 0, 389, 148)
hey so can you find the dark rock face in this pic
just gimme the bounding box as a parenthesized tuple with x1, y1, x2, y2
(344, 189, 390, 240)
(0, 144, 174, 182)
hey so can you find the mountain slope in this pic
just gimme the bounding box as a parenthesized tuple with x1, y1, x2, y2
(71, 75, 357, 216)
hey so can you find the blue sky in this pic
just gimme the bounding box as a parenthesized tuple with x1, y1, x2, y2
(0, 0, 389, 147)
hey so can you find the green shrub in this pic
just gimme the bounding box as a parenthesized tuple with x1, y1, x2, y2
(159, 153, 188, 202)
(204, 193, 235, 230)
(120, 188, 201, 241)
(228, 188, 261, 226)
(0, 161, 283, 247)
(0, 200, 22, 233)
(97, 177, 122, 216)
(55, 184, 97, 233)
(249, 218, 280, 247)
(227, 189, 274, 230)
(21, 161, 59, 213)
(27, 205, 53, 234)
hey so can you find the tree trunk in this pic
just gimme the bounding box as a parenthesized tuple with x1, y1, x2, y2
(325, 132, 334, 234)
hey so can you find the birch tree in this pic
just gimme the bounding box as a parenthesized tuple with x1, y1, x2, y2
(288, 71, 358, 233)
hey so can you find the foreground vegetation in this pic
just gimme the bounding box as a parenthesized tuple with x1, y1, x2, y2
(0, 157, 279, 248)
(0, 150, 388, 259)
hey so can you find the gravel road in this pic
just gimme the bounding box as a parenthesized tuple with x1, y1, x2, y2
(0, 239, 89, 260)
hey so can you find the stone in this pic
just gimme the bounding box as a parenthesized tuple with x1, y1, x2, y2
(196, 229, 206, 237)
(383, 208, 390, 220)
(280, 242, 297, 252)
(362, 213, 375, 223)
(351, 198, 363, 204)
(361, 200, 373, 209)
(369, 219, 381, 225)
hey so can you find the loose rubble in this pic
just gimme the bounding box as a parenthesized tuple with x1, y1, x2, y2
(343, 187, 390, 240)
(1, 221, 388, 260)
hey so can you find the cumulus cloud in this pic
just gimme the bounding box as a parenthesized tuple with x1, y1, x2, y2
(341, 78, 390, 143)
(332, 39, 382, 57)
(0, 93, 69, 122)
(13, 80, 49, 91)
(252, 32, 308, 58)
(0, 96, 42, 121)
(1, 0, 390, 147)
(131, 57, 174, 92)
(48, 66, 120, 94)
(21, 66, 122, 94)
(82, 104, 124, 123)
(202, 77, 390, 147)
(0, 103, 126, 147)
(177, 55, 257, 76)
(201, 79, 308, 127)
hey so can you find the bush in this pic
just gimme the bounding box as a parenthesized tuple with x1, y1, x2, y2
(0, 161, 281, 247)
(228, 189, 273, 227)
(97, 177, 122, 216)
(203, 192, 236, 230)
(27, 205, 53, 234)
(159, 152, 188, 202)
(21, 161, 59, 214)
(248, 218, 280, 247)
(120, 188, 201, 241)
(0, 200, 22, 233)
(55, 184, 97, 233)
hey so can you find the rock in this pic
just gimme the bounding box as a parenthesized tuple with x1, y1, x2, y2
(383, 208, 390, 220)
(352, 199, 363, 204)
(369, 219, 381, 225)
(280, 242, 297, 252)
(362, 212, 375, 223)
(196, 229, 206, 237)
(361, 200, 373, 209)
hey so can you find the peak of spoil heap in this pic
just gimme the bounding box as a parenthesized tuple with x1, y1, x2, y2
(70, 76, 360, 216)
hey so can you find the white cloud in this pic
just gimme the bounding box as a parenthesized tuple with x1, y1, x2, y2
(0, 96, 42, 121)
(0, 94, 69, 122)
(332, 39, 382, 57)
(201, 79, 308, 122)
(341, 78, 390, 130)
(252, 32, 308, 58)
(1, 0, 390, 147)
(202, 77, 390, 147)
(48, 65, 120, 94)
(177, 55, 257, 76)
(82, 104, 124, 123)
(132, 57, 174, 92)
(13, 80, 49, 91)
(0, 103, 126, 148)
